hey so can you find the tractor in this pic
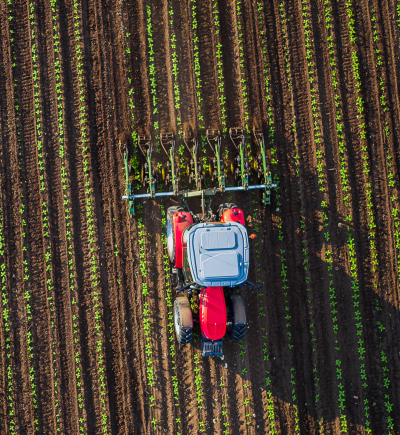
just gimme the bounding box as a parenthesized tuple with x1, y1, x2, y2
(120, 128, 277, 355)
(167, 202, 254, 357)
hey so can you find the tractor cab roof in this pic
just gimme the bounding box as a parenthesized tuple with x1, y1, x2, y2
(186, 222, 249, 287)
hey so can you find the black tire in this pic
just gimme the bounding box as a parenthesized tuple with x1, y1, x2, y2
(217, 203, 238, 219)
(166, 206, 184, 263)
(174, 297, 193, 344)
(226, 294, 246, 342)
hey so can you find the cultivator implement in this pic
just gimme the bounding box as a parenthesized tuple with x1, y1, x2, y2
(183, 132, 203, 191)
(120, 141, 135, 216)
(253, 127, 272, 205)
(206, 129, 226, 190)
(138, 135, 156, 197)
(229, 127, 249, 188)
(161, 133, 179, 195)
(121, 128, 276, 216)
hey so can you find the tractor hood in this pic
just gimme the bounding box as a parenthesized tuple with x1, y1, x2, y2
(186, 222, 249, 287)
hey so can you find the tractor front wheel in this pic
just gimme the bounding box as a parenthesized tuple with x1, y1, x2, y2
(166, 206, 184, 263)
(174, 297, 193, 344)
(217, 203, 238, 220)
(226, 294, 246, 342)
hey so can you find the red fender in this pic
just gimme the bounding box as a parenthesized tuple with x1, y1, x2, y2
(173, 212, 193, 268)
(199, 286, 227, 340)
(221, 208, 245, 225)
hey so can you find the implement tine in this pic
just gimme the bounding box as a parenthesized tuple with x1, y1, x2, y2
(138, 135, 151, 157)
(160, 132, 175, 157)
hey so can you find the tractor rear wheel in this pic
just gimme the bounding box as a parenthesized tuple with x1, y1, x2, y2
(174, 297, 193, 344)
(217, 203, 238, 220)
(166, 206, 184, 263)
(226, 294, 246, 342)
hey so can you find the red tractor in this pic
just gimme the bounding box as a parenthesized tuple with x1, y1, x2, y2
(167, 203, 252, 357)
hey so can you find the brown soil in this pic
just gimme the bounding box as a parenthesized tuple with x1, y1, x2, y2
(0, 0, 400, 434)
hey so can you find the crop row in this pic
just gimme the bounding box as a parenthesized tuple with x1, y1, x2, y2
(254, 3, 278, 432)
(344, 0, 395, 429)
(167, 1, 187, 169)
(137, 209, 165, 432)
(160, 206, 182, 432)
(140, 7, 162, 428)
(322, 0, 363, 394)
(211, 0, 228, 132)
(299, 0, 349, 430)
(0, 181, 15, 432)
(4, 2, 23, 433)
(323, 0, 372, 430)
(72, 0, 110, 431)
(27, 2, 49, 430)
(50, 0, 88, 431)
(245, 201, 273, 432)
(283, 0, 378, 431)
(277, 1, 324, 430)
(189, 0, 204, 125)
(397, 0, 400, 36)
(235, 0, 249, 128)
(275, 184, 300, 433)
(122, 13, 137, 149)
(33, 1, 65, 431)
(167, 1, 183, 136)
(368, 4, 399, 285)
(216, 372, 231, 434)
(260, 6, 304, 418)
(146, 4, 159, 134)
(136, 219, 155, 390)
(366, 3, 396, 429)
(235, 296, 256, 430)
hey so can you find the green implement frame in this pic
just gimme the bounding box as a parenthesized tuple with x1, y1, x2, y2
(121, 128, 275, 216)
(123, 184, 277, 216)
(121, 141, 135, 216)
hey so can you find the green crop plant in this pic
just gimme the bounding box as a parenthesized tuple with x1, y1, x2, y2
(189, 0, 204, 125)
(167, 1, 182, 134)
(341, 5, 392, 424)
(271, 167, 300, 434)
(364, 5, 396, 429)
(235, 1, 249, 128)
(0, 200, 15, 433)
(192, 352, 207, 432)
(137, 215, 165, 429)
(49, 4, 87, 429)
(27, 2, 64, 431)
(211, 0, 227, 131)
(73, 1, 109, 431)
(146, 5, 159, 121)
(299, 0, 326, 198)
(241, 11, 277, 412)
(216, 377, 231, 434)
(160, 204, 183, 431)
(305, 0, 381, 429)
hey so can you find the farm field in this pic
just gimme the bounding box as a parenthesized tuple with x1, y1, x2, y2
(1, 0, 400, 433)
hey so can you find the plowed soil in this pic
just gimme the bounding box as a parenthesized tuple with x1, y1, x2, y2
(1, 0, 400, 434)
